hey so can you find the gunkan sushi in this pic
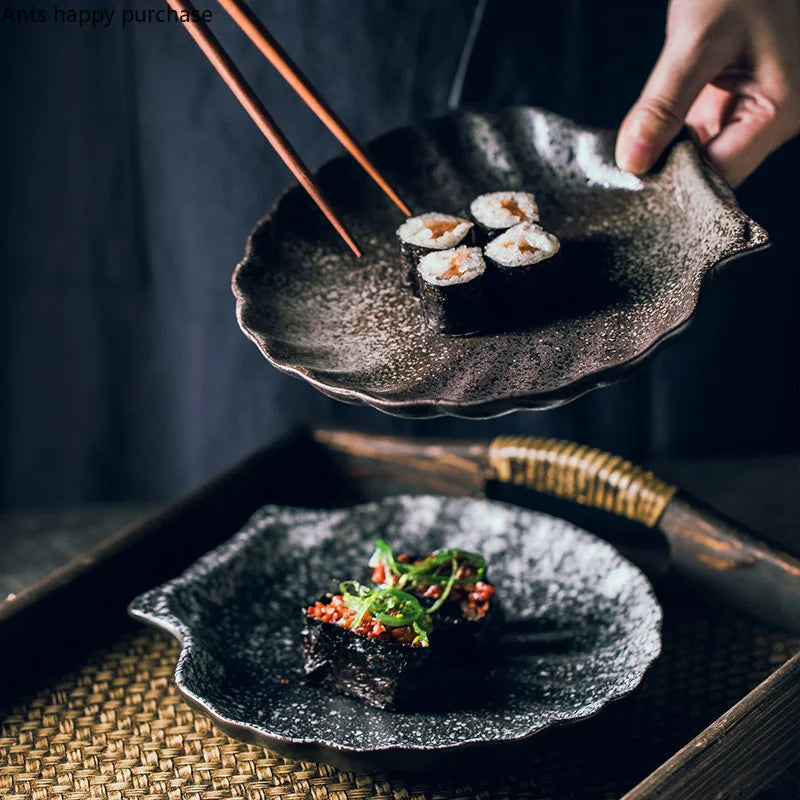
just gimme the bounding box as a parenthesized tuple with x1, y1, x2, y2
(369, 539, 503, 652)
(470, 191, 540, 241)
(302, 582, 436, 710)
(396, 212, 474, 294)
(416, 246, 491, 335)
(302, 540, 503, 711)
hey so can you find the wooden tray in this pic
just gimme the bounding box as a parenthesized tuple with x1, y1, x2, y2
(1, 428, 798, 799)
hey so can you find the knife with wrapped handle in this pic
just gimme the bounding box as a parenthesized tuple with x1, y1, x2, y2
(315, 430, 800, 632)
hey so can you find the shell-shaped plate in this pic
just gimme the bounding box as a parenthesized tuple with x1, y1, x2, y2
(130, 495, 662, 770)
(233, 107, 768, 417)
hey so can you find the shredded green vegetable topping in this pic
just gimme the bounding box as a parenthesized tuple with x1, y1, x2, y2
(370, 539, 486, 588)
(335, 541, 489, 648)
(339, 580, 432, 646)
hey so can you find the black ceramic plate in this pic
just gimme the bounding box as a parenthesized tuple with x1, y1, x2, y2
(233, 106, 768, 417)
(129, 495, 662, 771)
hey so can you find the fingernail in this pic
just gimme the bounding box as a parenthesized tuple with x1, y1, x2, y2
(616, 138, 658, 174)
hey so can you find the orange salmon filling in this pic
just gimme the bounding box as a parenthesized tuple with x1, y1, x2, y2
(500, 196, 527, 220)
(503, 240, 540, 255)
(440, 250, 472, 280)
(307, 594, 421, 646)
(424, 219, 460, 240)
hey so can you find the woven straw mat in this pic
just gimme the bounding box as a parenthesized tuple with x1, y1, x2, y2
(1, 613, 797, 800)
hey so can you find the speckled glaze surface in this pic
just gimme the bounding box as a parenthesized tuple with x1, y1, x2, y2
(232, 107, 768, 417)
(129, 496, 662, 771)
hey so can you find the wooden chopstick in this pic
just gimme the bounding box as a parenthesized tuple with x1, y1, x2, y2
(216, 0, 412, 218)
(165, 0, 362, 257)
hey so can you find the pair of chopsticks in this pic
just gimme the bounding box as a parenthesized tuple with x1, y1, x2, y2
(166, 0, 412, 257)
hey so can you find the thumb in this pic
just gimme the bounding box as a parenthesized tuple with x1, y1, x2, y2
(616, 35, 732, 174)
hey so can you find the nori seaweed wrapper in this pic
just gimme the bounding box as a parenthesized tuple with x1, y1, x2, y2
(398, 240, 428, 296)
(418, 275, 492, 335)
(487, 247, 563, 290)
(301, 601, 501, 711)
(419, 595, 504, 654)
(485, 249, 563, 326)
(484, 223, 563, 326)
(301, 599, 438, 711)
(416, 244, 493, 337)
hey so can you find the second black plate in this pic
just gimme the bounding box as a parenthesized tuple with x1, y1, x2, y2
(130, 495, 662, 771)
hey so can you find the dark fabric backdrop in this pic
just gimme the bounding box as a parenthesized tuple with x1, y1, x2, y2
(1, 0, 798, 510)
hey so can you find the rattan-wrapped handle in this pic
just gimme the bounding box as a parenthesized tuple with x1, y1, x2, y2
(488, 436, 677, 527)
(487, 434, 800, 632)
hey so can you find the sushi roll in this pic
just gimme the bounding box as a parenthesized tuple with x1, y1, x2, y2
(396, 212, 474, 294)
(369, 541, 503, 653)
(470, 191, 539, 242)
(416, 246, 491, 335)
(484, 222, 561, 313)
(302, 584, 436, 711)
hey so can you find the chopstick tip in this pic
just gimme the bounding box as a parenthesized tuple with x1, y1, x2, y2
(384, 187, 412, 217)
(343, 235, 362, 258)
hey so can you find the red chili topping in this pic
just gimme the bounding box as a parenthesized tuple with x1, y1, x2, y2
(463, 580, 495, 619)
(307, 595, 420, 646)
(370, 562, 387, 585)
(372, 552, 496, 620)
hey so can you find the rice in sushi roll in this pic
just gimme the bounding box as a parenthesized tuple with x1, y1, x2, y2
(396, 212, 474, 294)
(470, 191, 539, 241)
(416, 246, 490, 335)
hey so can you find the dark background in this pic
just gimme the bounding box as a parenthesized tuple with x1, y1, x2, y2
(1, 0, 798, 511)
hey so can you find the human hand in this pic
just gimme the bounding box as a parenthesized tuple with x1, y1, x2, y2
(615, 0, 800, 187)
